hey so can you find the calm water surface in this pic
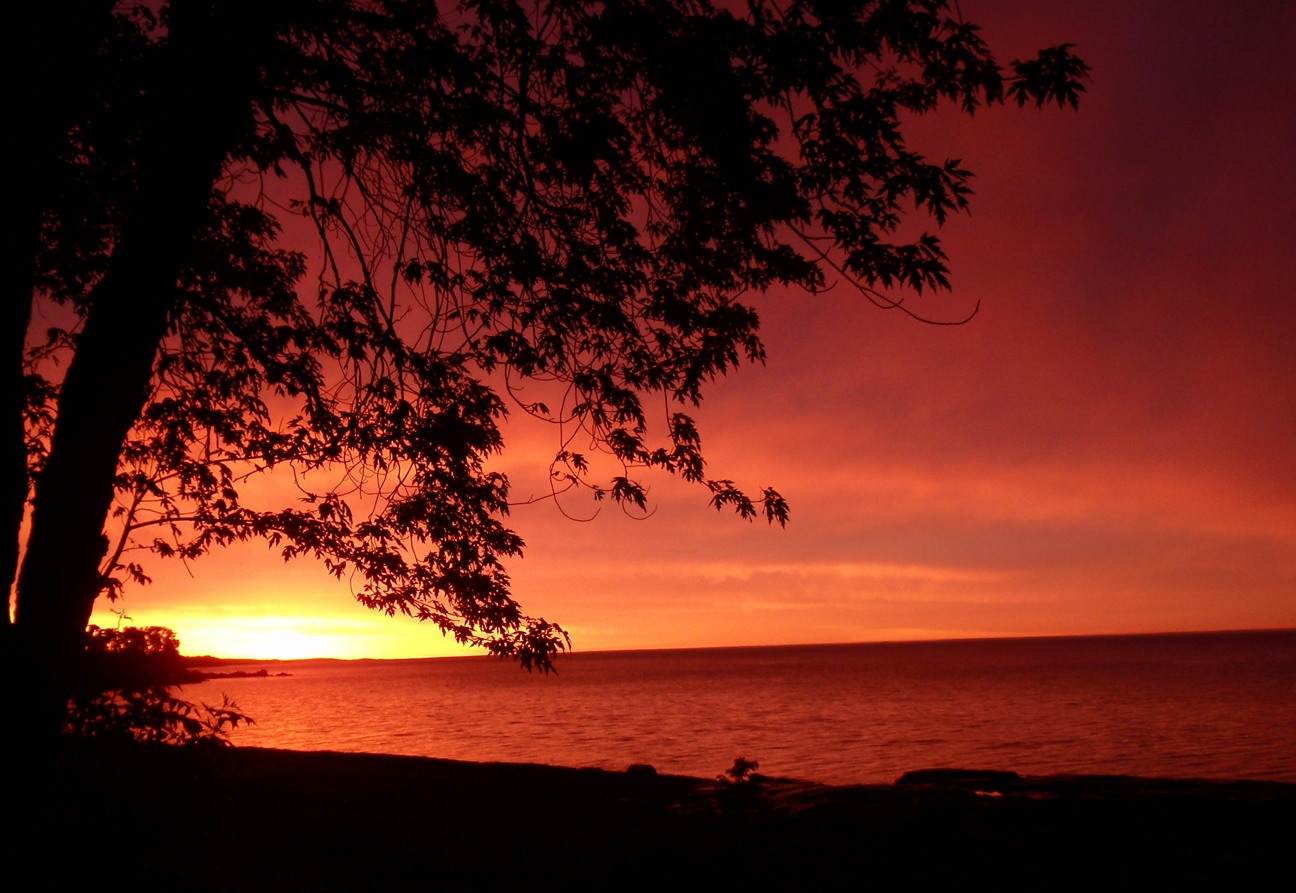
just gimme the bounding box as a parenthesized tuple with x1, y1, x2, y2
(184, 630, 1296, 785)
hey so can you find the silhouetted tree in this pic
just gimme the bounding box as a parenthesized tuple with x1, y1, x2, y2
(78, 624, 197, 690)
(5, 0, 1086, 736)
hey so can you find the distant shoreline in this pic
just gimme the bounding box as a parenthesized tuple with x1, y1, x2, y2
(193, 667, 293, 678)
(180, 625, 1296, 664)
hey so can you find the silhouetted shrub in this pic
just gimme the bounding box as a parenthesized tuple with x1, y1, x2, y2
(718, 757, 760, 784)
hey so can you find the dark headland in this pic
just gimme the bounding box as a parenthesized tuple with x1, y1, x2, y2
(23, 741, 1294, 890)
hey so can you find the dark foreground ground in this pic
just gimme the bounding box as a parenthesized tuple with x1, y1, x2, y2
(21, 741, 1295, 890)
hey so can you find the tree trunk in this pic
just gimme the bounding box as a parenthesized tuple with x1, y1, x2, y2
(2, 2, 118, 630)
(11, 0, 279, 740)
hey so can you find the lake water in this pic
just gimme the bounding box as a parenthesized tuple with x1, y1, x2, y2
(182, 630, 1296, 785)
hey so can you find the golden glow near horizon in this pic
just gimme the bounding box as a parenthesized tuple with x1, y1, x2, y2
(91, 598, 1166, 662)
(88, 603, 478, 660)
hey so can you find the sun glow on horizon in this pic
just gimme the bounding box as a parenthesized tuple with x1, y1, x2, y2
(87, 604, 479, 661)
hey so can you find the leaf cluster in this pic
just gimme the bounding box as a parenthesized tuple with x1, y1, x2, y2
(65, 688, 253, 747)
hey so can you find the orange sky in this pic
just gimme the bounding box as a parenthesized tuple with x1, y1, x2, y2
(90, 0, 1296, 659)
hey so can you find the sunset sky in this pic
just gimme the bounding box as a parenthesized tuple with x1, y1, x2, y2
(90, 0, 1296, 659)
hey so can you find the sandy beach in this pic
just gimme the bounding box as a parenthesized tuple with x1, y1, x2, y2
(25, 740, 1294, 889)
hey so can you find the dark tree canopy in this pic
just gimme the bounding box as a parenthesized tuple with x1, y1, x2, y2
(5, 0, 1085, 733)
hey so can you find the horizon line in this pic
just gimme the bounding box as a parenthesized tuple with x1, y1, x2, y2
(183, 625, 1296, 664)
